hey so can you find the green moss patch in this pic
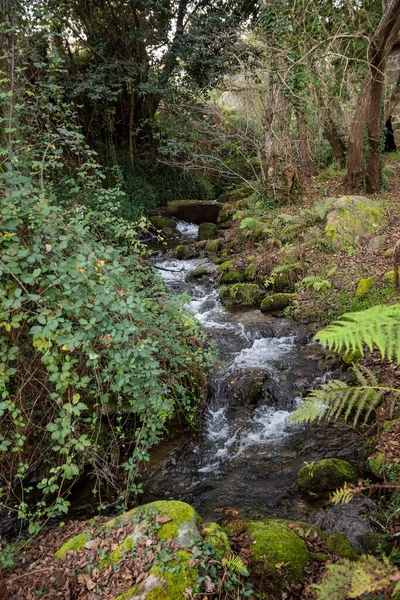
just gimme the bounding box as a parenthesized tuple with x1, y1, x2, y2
(203, 522, 231, 557)
(355, 278, 374, 299)
(220, 269, 244, 284)
(260, 293, 295, 312)
(298, 458, 357, 493)
(219, 283, 262, 308)
(326, 534, 358, 561)
(54, 533, 88, 559)
(198, 222, 218, 240)
(246, 520, 309, 584)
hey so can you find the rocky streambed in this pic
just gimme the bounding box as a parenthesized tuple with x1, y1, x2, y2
(141, 222, 369, 541)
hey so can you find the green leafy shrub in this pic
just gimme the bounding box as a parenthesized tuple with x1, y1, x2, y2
(0, 30, 212, 531)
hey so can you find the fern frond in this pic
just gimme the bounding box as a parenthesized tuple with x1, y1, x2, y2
(222, 555, 249, 576)
(315, 305, 400, 362)
(289, 367, 400, 427)
(313, 555, 399, 600)
(331, 483, 356, 505)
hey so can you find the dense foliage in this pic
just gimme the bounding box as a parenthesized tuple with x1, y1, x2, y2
(0, 6, 212, 530)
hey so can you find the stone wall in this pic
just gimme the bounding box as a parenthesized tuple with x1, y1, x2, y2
(386, 43, 400, 148)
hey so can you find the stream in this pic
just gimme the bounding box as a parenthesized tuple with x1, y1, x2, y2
(141, 222, 362, 523)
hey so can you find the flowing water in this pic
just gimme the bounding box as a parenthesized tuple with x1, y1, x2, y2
(141, 223, 362, 522)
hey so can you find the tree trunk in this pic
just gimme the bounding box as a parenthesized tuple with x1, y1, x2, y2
(296, 112, 319, 177)
(347, 0, 400, 192)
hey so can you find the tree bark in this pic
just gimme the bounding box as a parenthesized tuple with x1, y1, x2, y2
(296, 112, 319, 177)
(347, 0, 400, 192)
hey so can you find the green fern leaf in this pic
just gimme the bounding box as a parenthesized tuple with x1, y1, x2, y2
(289, 366, 399, 427)
(222, 555, 249, 576)
(315, 305, 400, 362)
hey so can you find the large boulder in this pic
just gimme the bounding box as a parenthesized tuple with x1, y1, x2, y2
(325, 196, 387, 248)
(298, 458, 357, 493)
(167, 200, 223, 224)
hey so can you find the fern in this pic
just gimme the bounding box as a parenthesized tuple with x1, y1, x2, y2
(289, 366, 399, 427)
(331, 483, 357, 505)
(302, 276, 331, 292)
(239, 217, 261, 231)
(222, 555, 249, 576)
(316, 304, 400, 362)
(313, 555, 400, 600)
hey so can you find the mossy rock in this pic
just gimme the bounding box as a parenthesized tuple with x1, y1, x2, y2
(217, 203, 236, 228)
(56, 500, 200, 561)
(298, 458, 357, 493)
(358, 532, 393, 555)
(355, 277, 375, 299)
(326, 534, 358, 561)
(205, 239, 220, 254)
(162, 226, 180, 238)
(149, 216, 174, 230)
(244, 263, 257, 281)
(220, 269, 244, 284)
(384, 268, 400, 284)
(116, 550, 197, 600)
(198, 222, 218, 241)
(246, 520, 309, 584)
(192, 267, 209, 279)
(203, 522, 231, 557)
(219, 283, 262, 308)
(325, 196, 387, 248)
(216, 260, 233, 271)
(342, 348, 363, 365)
(260, 293, 295, 312)
(175, 245, 185, 260)
(367, 453, 388, 478)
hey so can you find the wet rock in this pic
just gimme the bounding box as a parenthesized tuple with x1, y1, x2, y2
(191, 267, 210, 279)
(198, 222, 218, 240)
(325, 196, 387, 248)
(313, 497, 376, 550)
(223, 369, 268, 407)
(175, 244, 185, 259)
(298, 458, 357, 493)
(246, 520, 309, 584)
(167, 200, 223, 224)
(260, 293, 295, 312)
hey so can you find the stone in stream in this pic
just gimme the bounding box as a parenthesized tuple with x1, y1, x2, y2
(198, 222, 218, 240)
(260, 293, 295, 312)
(219, 283, 263, 307)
